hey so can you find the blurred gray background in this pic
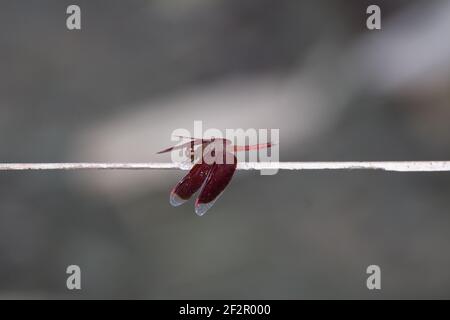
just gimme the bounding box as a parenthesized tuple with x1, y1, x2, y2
(0, 0, 450, 299)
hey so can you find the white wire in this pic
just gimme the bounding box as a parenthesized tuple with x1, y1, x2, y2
(0, 161, 450, 172)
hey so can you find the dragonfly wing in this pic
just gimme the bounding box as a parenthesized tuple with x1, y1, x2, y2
(157, 141, 196, 154)
(157, 139, 215, 154)
(170, 162, 214, 206)
(173, 135, 213, 142)
(195, 153, 237, 216)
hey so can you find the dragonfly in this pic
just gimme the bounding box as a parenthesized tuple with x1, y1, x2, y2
(158, 136, 273, 216)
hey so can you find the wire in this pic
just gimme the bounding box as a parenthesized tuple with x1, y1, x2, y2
(0, 161, 449, 172)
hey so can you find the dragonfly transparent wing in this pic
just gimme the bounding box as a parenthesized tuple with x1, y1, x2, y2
(170, 162, 214, 206)
(195, 153, 237, 216)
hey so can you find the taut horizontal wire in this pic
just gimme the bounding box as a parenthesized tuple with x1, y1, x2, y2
(0, 161, 449, 172)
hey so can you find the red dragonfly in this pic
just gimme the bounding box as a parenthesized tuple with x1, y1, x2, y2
(158, 137, 272, 215)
